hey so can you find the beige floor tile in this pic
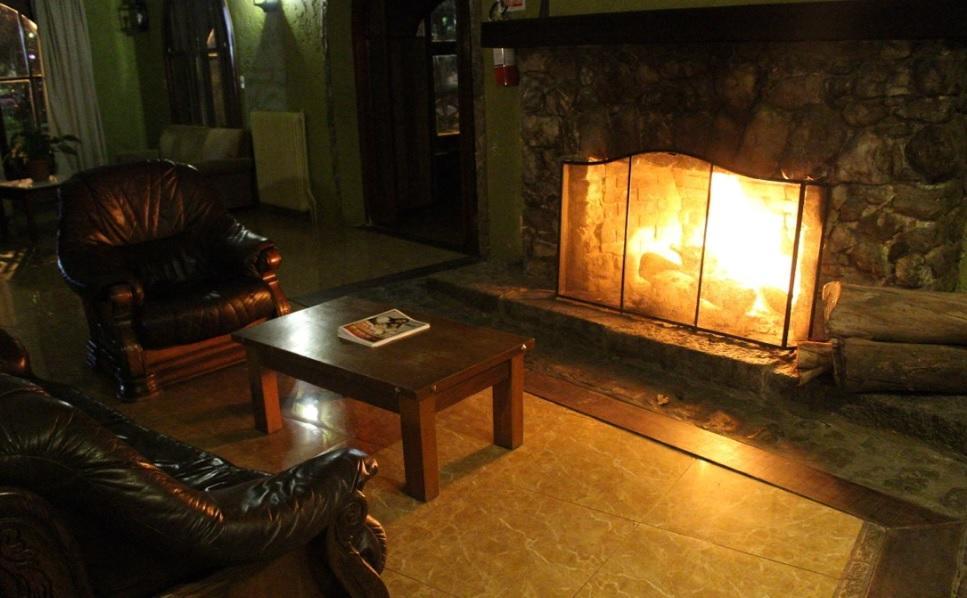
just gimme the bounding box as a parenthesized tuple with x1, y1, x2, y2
(576, 524, 839, 597)
(370, 475, 635, 597)
(437, 391, 696, 522)
(382, 569, 454, 597)
(641, 459, 863, 577)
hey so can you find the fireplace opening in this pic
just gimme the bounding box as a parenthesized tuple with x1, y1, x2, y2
(558, 152, 826, 348)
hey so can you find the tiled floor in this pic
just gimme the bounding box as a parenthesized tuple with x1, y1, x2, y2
(363, 391, 863, 597)
(120, 376, 865, 597)
(0, 207, 869, 596)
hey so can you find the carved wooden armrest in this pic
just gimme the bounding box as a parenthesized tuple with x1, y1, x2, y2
(257, 246, 291, 316)
(0, 487, 94, 597)
(315, 490, 390, 598)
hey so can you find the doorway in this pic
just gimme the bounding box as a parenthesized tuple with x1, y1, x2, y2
(353, 0, 477, 254)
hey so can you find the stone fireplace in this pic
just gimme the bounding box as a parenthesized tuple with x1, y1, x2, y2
(517, 39, 967, 309)
(558, 152, 824, 347)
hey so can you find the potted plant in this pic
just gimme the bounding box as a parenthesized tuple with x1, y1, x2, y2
(4, 125, 81, 182)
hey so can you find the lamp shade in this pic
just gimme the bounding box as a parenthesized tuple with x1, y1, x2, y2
(254, 0, 280, 11)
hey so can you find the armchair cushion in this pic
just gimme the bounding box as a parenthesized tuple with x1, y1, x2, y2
(137, 278, 276, 348)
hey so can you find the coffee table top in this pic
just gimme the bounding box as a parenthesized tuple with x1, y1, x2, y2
(233, 297, 534, 400)
(0, 176, 62, 191)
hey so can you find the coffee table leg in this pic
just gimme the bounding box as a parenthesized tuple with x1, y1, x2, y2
(0, 197, 7, 241)
(23, 193, 36, 242)
(246, 347, 283, 433)
(493, 353, 524, 449)
(400, 397, 439, 501)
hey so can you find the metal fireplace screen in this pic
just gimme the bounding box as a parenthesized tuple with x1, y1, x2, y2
(557, 152, 825, 348)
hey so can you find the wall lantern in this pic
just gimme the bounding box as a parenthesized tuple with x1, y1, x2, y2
(254, 0, 281, 11)
(120, 0, 149, 34)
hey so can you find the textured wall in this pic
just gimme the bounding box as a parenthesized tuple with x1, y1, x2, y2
(517, 40, 967, 292)
(83, 0, 148, 157)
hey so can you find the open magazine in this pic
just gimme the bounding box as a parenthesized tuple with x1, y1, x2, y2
(338, 309, 430, 348)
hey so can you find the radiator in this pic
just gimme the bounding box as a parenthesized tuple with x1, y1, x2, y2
(250, 111, 316, 218)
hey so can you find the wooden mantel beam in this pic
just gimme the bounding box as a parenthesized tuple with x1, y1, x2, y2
(481, 1, 967, 48)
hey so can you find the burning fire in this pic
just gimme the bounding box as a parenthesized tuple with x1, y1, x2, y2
(558, 153, 822, 346)
(704, 172, 793, 294)
(625, 170, 802, 322)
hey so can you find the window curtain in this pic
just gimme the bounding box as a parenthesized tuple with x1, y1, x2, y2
(32, 0, 107, 174)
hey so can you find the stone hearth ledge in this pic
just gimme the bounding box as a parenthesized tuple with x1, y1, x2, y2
(426, 262, 800, 400)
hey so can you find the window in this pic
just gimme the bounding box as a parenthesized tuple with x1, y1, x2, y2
(0, 3, 46, 157)
(164, 0, 241, 127)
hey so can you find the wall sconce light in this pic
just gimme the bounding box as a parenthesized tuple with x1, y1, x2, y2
(254, 0, 281, 11)
(120, 0, 149, 34)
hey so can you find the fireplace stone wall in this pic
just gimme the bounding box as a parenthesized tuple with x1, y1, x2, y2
(517, 40, 966, 292)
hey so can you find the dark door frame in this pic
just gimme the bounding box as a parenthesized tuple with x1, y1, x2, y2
(352, 0, 479, 254)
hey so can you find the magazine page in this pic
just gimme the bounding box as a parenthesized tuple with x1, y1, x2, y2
(339, 309, 430, 347)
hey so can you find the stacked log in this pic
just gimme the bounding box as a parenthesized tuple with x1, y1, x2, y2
(796, 282, 967, 394)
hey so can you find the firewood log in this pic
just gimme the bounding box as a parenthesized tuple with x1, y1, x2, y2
(832, 338, 967, 394)
(796, 341, 834, 385)
(822, 282, 967, 345)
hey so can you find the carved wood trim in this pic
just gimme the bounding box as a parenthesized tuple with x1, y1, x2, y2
(322, 491, 390, 598)
(0, 488, 94, 598)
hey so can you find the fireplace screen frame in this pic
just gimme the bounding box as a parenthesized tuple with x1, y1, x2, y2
(556, 151, 827, 349)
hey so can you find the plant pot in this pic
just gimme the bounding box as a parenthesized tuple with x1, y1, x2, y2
(26, 158, 51, 182)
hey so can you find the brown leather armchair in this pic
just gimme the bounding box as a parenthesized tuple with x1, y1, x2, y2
(57, 160, 290, 400)
(0, 330, 388, 597)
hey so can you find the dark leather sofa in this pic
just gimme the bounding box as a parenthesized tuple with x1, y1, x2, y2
(0, 330, 389, 597)
(57, 160, 290, 400)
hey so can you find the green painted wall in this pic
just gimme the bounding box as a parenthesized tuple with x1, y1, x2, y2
(135, 0, 170, 146)
(84, 0, 148, 157)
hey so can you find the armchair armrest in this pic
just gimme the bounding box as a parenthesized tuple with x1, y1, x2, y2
(57, 246, 145, 305)
(205, 216, 290, 315)
(206, 217, 275, 278)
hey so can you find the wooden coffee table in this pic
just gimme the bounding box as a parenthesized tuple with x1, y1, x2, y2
(232, 297, 534, 501)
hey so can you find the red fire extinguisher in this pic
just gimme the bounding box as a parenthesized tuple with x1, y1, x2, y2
(493, 48, 519, 87)
(489, 1, 519, 87)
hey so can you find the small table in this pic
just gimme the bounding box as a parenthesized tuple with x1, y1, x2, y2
(0, 177, 63, 242)
(233, 297, 534, 501)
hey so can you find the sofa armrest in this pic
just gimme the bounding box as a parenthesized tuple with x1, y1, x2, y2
(0, 385, 379, 567)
